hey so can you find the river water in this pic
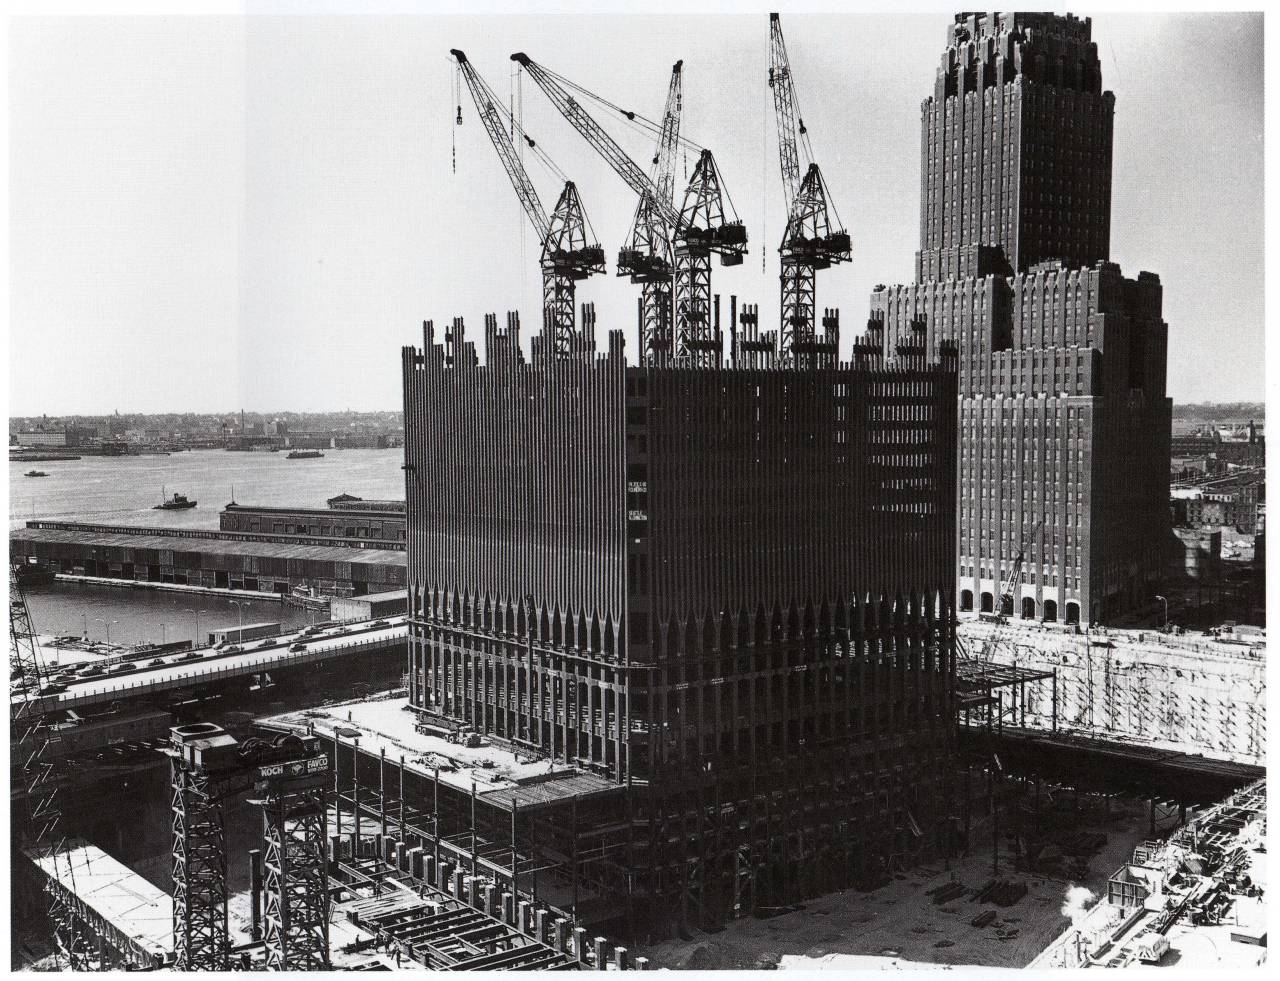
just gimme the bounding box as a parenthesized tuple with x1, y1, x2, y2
(10, 447, 405, 645)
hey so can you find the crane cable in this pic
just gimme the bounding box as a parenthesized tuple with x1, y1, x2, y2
(762, 25, 768, 273)
(532, 59, 707, 155)
(452, 58, 461, 175)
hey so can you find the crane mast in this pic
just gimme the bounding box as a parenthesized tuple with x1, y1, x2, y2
(769, 13, 851, 369)
(618, 60, 683, 364)
(11, 565, 93, 968)
(451, 50, 605, 358)
(513, 53, 747, 366)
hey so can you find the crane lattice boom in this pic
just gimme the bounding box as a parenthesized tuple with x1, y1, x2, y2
(768, 13, 851, 368)
(514, 53, 747, 365)
(451, 50, 605, 358)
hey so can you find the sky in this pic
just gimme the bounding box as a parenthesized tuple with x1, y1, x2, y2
(7, 8, 1265, 415)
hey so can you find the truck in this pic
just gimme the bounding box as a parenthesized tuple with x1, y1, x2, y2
(1134, 934, 1170, 964)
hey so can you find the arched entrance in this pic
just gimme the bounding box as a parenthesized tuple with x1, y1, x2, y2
(1043, 599, 1058, 622)
(1065, 601, 1080, 625)
(1021, 597, 1036, 620)
(960, 589, 973, 612)
(980, 592, 994, 613)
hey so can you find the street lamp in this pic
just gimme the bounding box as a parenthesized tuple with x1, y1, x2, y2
(229, 600, 247, 643)
(1155, 594, 1168, 630)
(81, 612, 88, 640)
(186, 609, 202, 648)
(94, 618, 119, 646)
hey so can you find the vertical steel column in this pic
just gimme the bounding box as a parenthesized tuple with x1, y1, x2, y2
(470, 781, 479, 873)
(433, 765, 442, 872)
(399, 754, 406, 837)
(260, 783, 330, 971)
(170, 760, 230, 971)
(379, 747, 387, 837)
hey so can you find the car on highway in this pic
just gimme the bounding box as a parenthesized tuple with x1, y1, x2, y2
(149, 658, 167, 667)
(109, 663, 138, 675)
(78, 664, 107, 678)
(257, 639, 276, 649)
(369, 620, 390, 628)
(224, 645, 243, 654)
(289, 642, 307, 652)
(176, 652, 203, 663)
(38, 682, 68, 696)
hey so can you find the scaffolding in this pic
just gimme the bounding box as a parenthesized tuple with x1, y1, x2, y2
(10, 565, 95, 969)
(955, 659, 1059, 732)
(253, 750, 331, 970)
(166, 723, 332, 971)
(167, 724, 239, 970)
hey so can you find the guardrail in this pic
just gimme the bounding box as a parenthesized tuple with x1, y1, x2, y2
(27, 629, 409, 712)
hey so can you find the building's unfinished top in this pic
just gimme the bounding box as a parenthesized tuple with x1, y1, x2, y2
(402, 309, 956, 375)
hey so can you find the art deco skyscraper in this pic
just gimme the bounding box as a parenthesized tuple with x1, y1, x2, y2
(870, 11, 1171, 626)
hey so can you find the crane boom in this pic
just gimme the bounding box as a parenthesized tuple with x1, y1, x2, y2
(512, 53, 683, 232)
(619, 60, 683, 285)
(514, 52, 746, 365)
(769, 12, 804, 213)
(452, 49, 550, 242)
(768, 13, 850, 368)
(451, 50, 605, 358)
(653, 60, 683, 206)
(618, 61, 684, 364)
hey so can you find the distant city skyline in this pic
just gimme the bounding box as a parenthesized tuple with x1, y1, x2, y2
(9, 9, 1264, 415)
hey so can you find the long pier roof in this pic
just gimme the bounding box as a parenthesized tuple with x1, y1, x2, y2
(12, 524, 404, 564)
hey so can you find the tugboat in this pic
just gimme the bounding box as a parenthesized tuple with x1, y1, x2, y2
(287, 449, 324, 460)
(24, 469, 49, 477)
(153, 487, 197, 510)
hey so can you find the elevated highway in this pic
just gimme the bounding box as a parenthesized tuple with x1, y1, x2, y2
(12, 617, 409, 717)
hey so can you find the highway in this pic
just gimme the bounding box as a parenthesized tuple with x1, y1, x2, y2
(13, 616, 410, 714)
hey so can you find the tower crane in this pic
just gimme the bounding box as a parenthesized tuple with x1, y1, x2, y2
(768, 13, 851, 368)
(617, 60, 683, 364)
(512, 53, 747, 367)
(451, 50, 606, 359)
(11, 564, 93, 969)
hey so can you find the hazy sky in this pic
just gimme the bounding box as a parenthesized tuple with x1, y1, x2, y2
(8, 9, 1265, 414)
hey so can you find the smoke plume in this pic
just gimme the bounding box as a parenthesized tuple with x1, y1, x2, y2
(1061, 885, 1096, 924)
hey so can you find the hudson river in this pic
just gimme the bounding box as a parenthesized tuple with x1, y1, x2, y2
(10, 447, 405, 645)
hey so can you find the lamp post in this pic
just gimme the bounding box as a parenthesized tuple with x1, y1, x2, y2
(186, 608, 202, 648)
(81, 612, 88, 640)
(1155, 594, 1168, 630)
(229, 600, 246, 644)
(94, 618, 119, 646)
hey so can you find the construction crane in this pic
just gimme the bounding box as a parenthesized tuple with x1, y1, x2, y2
(617, 60, 683, 364)
(998, 550, 1027, 620)
(512, 53, 747, 367)
(768, 13, 851, 368)
(10, 564, 92, 969)
(451, 50, 606, 359)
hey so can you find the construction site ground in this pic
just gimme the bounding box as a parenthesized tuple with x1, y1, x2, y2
(643, 798, 1154, 970)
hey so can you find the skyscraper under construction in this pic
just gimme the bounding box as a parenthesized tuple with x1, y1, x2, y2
(401, 311, 959, 928)
(870, 12, 1172, 625)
